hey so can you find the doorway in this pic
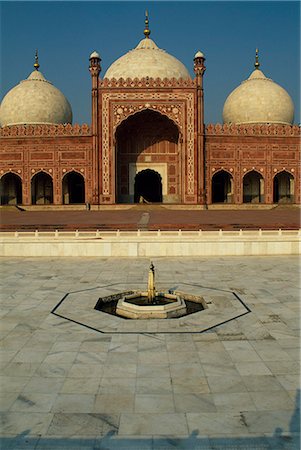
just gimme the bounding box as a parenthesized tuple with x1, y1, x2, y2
(134, 169, 163, 203)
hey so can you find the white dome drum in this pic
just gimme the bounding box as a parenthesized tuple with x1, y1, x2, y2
(0, 64, 72, 127)
(223, 52, 294, 125)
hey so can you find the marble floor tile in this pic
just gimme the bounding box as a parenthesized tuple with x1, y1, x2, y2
(60, 377, 100, 394)
(118, 413, 188, 435)
(186, 412, 249, 435)
(134, 394, 174, 413)
(94, 394, 134, 413)
(235, 361, 272, 376)
(212, 392, 257, 412)
(102, 363, 137, 378)
(169, 363, 205, 379)
(23, 376, 64, 394)
(99, 377, 136, 394)
(52, 394, 95, 413)
(242, 375, 286, 392)
(136, 377, 172, 395)
(249, 390, 295, 411)
(137, 364, 170, 378)
(0, 375, 31, 392)
(264, 360, 300, 375)
(174, 393, 216, 413)
(168, 351, 200, 364)
(202, 362, 239, 377)
(171, 376, 210, 394)
(0, 393, 19, 411)
(35, 363, 72, 378)
(207, 375, 247, 394)
(276, 375, 300, 391)
(138, 351, 169, 365)
(1, 412, 54, 436)
(67, 363, 104, 379)
(10, 393, 57, 413)
(46, 412, 119, 436)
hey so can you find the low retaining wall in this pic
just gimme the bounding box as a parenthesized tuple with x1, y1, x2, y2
(0, 230, 300, 257)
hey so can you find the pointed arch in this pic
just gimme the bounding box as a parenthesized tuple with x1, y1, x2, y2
(0, 172, 22, 205)
(31, 171, 53, 205)
(273, 170, 294, 203)
(243, 170, 264, 203)
(115, 109, 180, 203)
(62, 171, 85, 204)
(211, 170, 233, 203)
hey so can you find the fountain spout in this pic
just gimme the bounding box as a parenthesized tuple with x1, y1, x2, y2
(147, 262, 156, 303)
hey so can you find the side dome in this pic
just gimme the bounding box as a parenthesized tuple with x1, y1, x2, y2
(104, 37, 191, 80)
(0, 65, 72, 127)
(223, 53, 294, 125)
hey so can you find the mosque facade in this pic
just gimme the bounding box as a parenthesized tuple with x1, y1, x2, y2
(0, 16, 300, 207)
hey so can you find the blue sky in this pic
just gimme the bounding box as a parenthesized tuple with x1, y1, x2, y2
(1, 1, 300, 124)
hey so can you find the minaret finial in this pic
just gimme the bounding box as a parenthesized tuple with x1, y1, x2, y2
(34, 49, 40, 70)
(144, 10, 151, 38)
(254, 48, 260, 69)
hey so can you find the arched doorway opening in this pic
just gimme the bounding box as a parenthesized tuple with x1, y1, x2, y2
(0, 173, 22, 205)
(134, 169, 163, 203)
(211, 171, 233, 203)
(31, 172, 53, 205)
(273, 171, 294, 203)
(243, 171, 264, 203)
(115, 109, 179, 203)
(62, 171, 85, 204)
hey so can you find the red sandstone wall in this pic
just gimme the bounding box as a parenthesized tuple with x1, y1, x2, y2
(0, 125, 93, 205)
(205, 124, 300, 204)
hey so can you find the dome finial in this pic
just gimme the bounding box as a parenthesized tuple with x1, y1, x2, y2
(34, 49, 40, 71)
(144, 10, 151, 38)
(254, 48, 260, 69)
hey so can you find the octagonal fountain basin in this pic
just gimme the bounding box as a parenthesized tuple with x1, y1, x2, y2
(116, 291, 187, 319)
(94, 262, 206, 320)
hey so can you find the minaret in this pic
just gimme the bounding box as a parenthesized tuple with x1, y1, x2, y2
(193, 51, 206, 206)
(89, 51, 101, 204)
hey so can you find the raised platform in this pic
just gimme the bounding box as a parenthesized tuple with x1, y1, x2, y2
(0, 206, 299, 232)
(1, 229, 300, 257)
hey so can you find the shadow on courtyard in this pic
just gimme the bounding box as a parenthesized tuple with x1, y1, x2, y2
(1, 390, 299, 450)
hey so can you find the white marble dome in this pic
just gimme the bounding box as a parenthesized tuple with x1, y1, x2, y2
(223, 67, 294, 125)
(104, 37, 191, 80)
(0, 69, 72, 127)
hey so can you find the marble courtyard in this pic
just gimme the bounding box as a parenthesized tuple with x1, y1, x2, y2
(0, 256, 299, 449)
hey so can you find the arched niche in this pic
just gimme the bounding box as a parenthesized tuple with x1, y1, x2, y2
(115, 109, 179, 203)
(273, 171, 294, 203)
(31, 172, 53, 205)
(0, 172, 22, 205)
(243, 170, 264, 203)
(211, 170, 233, 203)
(62, 171, 85, 204)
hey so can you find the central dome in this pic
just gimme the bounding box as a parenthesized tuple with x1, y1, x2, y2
(104, 37, 191, 80)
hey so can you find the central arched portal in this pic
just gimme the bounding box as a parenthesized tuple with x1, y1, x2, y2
(134, 169, 162, 203)
(115, 109, 180, 203)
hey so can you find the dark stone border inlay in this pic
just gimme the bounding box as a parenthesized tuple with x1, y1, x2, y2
(50, 282, 251, 334)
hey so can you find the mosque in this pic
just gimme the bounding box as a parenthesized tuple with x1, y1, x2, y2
(0, 14, 299, 207)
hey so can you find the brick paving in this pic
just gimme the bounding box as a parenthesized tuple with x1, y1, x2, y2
(0, 206, 300, 231)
